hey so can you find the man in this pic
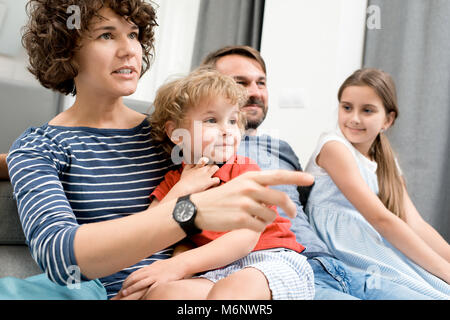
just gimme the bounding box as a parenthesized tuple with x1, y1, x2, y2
(201, 45, 430, 300)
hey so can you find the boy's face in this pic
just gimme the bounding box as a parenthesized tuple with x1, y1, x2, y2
(181, 96, 242, 164)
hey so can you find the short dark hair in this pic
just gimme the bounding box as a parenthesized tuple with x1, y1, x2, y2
(22, 0, 157, 95)
(200, 45, 266, 74)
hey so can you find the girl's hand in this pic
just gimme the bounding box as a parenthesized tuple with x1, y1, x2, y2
(113, 257, 188, 299)
(173, 157, 221, 195)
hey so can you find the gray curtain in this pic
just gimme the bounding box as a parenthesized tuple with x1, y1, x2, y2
(190, 0, 265, 69)
(364, 0, 450, 240)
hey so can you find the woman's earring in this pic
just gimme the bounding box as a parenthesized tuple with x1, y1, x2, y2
(380, 128, 385, 134)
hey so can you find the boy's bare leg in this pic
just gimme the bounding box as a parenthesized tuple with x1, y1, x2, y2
(143, 278, 214, 300)
(207, 267, 271, 300)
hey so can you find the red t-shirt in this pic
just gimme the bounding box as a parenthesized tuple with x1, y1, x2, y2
(151, 155, 305, 253)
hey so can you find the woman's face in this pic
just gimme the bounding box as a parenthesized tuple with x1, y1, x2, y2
(73, 7, 142, 98)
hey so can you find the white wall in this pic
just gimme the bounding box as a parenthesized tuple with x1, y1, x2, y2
(259, 0, 368, 166)
(127, 0, 200, 102)
(0, 0, 39, 86)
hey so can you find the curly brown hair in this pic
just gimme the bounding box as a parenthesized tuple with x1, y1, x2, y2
(22, 0, 157, 95)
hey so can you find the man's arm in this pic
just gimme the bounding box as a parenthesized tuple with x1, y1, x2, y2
(0, 153, 9, 180)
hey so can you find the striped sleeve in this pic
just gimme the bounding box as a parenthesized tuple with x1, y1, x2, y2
(7, 128, 83, 286)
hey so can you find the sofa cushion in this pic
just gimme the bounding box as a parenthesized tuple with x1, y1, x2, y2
(0, 181, 26, 244)
(0, 245, 41, 278)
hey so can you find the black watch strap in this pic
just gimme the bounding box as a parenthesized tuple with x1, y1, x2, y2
(173, 194, 202, 236)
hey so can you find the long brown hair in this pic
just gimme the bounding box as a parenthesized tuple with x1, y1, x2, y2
(338, 68, 405, 220)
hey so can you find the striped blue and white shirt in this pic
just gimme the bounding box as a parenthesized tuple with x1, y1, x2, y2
(7, 119, 174, 298)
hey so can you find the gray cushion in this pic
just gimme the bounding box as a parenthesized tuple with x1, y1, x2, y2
(0, 245, 41, 278)
(0, 182, 41, 279)
(0, 181, 26, 244)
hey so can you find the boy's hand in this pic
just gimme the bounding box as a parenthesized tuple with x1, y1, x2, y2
(175, 157, 221, 195)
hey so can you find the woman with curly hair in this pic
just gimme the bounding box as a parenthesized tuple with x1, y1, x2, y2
(3, 0, 313, 299)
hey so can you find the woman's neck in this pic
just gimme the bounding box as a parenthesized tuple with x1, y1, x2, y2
(50, 91, 145, 129)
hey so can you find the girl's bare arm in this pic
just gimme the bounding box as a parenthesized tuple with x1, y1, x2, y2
(318, 141, 450, 283)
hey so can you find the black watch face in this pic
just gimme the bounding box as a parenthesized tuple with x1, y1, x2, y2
(174, 200, 195, 222)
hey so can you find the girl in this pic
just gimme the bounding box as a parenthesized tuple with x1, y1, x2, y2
(114, 68, 314, 300)
(305, 68, 450, 299)
(4, 0, 312, 299)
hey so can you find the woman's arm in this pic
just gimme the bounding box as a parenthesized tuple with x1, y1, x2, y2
(9, 134, 313, 284)
(75, 169, 313, 280)
(74, 199, 185, 279)
(318, 141, 450, 283)
(402, 185, 450, 262)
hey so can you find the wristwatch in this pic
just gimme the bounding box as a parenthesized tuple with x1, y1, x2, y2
(172, 194, 202, 236)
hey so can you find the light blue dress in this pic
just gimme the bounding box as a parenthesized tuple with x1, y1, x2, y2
(305, 130, 450, 300)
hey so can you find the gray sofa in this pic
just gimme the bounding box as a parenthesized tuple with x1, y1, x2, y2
(0, 182, 41, 278)
(0, 77, 152, 281)
(0, 78, 59, 279)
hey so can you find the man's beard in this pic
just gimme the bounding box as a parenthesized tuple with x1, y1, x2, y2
(243, 97, 267, 130)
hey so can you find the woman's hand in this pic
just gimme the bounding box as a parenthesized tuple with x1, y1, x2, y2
(112, 257, 188, 300)
(192, 170, 314, 233)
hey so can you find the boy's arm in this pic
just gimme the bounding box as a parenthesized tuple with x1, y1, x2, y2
(174, 228, 260, 275)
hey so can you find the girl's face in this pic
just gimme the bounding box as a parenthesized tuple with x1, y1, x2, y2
(73, 7, 142, 98)
(176, 96, 242, 164)
(338, 85, 394, 156)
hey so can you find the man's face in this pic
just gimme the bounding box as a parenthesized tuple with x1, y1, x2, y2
(215, 54, 268, 130)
